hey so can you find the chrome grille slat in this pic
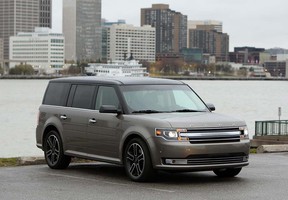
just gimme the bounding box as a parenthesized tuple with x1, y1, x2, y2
(179, 128, 241, 144)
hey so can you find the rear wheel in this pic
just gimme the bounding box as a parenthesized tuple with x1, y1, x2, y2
(124, 138, 155, 182)
(213, 168, 242, 177)
(44, 130, 71, 169)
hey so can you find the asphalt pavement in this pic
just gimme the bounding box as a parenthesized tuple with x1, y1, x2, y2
(1, 153, 288, 200)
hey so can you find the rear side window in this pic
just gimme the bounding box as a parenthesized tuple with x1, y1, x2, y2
(71, 85, 96, 109)
(43, 82, 70, 106)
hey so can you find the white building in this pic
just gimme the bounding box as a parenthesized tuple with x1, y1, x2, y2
(106, 24, 156, 62)
(9, 27, 64, 74)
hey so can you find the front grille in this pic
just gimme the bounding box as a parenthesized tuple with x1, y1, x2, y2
(179, 128, 241, 144)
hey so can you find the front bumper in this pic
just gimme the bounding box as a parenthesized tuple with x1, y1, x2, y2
(149, 138, 250, 171)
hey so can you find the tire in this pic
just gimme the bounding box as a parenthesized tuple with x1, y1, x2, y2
(44, 130, 71, 169)
(213, 167, 242, 177)
(124, 138, 155, 182)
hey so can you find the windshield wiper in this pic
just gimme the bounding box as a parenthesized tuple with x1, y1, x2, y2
(172, 109, 203, 112)
(132, 110, 162, 114)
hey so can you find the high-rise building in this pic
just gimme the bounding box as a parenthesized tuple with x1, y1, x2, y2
(188, 20, 222, 33)
(9, 27, 65, 74)
(141, 4, 187, 54)
(101, 19, 126, 62)
(40, 0, 52, 28)
(63, 0, 102, 62)
(0, 0, 51, 67)
(0, 39, 3, 69)
(187, 20, 222, 48)
(104, 24, 156, 62)
(189, 24, 229, 62)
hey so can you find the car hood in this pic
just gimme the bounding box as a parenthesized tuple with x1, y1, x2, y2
(138, 112, 246, 128)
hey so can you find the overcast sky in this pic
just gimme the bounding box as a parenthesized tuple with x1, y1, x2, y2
(52, 0, 288, 51)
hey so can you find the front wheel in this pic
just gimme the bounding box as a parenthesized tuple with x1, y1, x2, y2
(124, 138, 155, 182)
(213, 168, 242, 177)
(44, 130, 71, 169)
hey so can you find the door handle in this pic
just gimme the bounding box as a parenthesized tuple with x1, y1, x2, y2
(89, 118, 97, 124)
(60, 115, 67, 120)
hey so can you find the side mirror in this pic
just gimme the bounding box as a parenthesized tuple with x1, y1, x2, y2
(206, 103, 215, 111)
(99, 105, 122, 114)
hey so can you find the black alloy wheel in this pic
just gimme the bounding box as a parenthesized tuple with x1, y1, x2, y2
(124, 138, 155, 182)
(44, 130, 71, 169)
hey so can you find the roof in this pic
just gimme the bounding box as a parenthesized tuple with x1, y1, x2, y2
(50, 76, 184, 85)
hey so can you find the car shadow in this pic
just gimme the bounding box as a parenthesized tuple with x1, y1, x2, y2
(64, 162, 247, 184)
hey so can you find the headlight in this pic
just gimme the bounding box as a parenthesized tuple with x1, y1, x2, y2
(155, 129, 188, 141)
(239, 126, 249, 140)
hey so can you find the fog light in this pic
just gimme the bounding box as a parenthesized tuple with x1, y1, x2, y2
(165, 159, 187, 165)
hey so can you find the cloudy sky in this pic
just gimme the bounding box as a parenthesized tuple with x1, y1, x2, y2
(52, 0, 288, 51)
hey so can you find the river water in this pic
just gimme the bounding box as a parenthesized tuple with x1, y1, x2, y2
(0, 79, 287, 158)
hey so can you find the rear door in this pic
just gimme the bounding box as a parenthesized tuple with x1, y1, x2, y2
(62, 84, 97, 153)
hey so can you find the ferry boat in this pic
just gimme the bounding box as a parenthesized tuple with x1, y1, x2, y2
(85, 59, 148, 77)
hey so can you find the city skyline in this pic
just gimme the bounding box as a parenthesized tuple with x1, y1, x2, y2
(52, 0, 288, 51)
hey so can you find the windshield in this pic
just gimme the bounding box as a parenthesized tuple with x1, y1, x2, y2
(120, 85, 208, 113)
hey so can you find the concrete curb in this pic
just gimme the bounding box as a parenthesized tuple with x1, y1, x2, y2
(257, 145, 288, 153)
(18, 157, 46, 165)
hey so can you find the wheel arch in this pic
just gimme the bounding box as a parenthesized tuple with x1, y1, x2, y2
(42, 125, 61, 148)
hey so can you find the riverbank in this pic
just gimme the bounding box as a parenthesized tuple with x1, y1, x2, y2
(1, 74, 288, 81)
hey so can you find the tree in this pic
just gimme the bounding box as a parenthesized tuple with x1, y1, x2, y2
(139, 60, 151, 73)
(9, 63, 34, 75)
(67, 65, 81, 75)
(0, 65, 3, 75)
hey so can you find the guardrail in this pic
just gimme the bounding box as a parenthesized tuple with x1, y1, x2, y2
(255, 120, 288, 136)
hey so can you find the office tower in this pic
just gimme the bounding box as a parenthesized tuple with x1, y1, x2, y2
(9, 27, 64, 74)
(0, 0, 51, 66)
(63, 0, 102, 62)
(187, 20, 222, 47)
(141, 4, 187, 54)
(189, 23, 229, 62)
(40, 0, 52, 28)
(104, 24, 155, 62)
(188, 20, 222, 33)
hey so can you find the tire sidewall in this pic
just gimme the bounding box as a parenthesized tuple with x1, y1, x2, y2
(124, 138, 154, 182)
(44, 130, 69, 169)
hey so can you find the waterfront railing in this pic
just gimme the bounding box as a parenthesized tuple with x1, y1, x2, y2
(255, 120, 288, 136)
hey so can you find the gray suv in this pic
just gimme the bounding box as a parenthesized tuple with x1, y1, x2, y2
(36, 77, 250, 181)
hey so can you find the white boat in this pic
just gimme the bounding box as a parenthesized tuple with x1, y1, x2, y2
(85, 59, 148, 77)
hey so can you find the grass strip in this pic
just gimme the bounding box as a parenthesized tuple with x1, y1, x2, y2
(0, 158, 19, 167)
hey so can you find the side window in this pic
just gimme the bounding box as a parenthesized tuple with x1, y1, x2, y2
(95, 86, 119, 110)
(71, 85, 95, 109)
(43, 82, 70, 106)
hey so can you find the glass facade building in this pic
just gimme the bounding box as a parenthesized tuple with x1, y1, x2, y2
(63, 0, 102, 62)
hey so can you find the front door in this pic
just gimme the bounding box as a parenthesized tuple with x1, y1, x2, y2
(86, 86, 122, 161)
